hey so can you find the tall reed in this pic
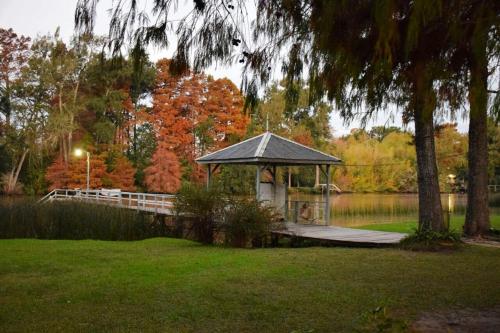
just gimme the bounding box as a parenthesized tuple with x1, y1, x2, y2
(0, 200, 166, 241)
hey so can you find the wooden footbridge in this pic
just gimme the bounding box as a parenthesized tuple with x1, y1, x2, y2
(39, 189, 175, 215)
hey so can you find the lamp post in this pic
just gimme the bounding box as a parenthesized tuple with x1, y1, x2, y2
(74, 148, 90, 192)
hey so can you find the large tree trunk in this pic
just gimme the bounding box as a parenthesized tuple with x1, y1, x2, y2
(414, 111, 445, 232)
(464, 23, 490, 236)
(411, 62, 445, 232)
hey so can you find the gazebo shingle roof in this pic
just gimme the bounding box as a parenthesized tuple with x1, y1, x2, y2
(196, 132, 341, 165)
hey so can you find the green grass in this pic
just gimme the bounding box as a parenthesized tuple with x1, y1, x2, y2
(355, 214, 500, 233)
(1, 239, 500, 332)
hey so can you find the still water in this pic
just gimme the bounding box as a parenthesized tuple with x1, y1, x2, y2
(288, 192, 500, 227)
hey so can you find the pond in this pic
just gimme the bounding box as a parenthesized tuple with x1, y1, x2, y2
(288, 192, 500, 227)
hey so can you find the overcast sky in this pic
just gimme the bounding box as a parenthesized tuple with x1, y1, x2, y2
(0, 0, 469, 135)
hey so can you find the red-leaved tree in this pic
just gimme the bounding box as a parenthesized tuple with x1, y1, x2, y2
(107, 156, 137, 191)
(45, 156, 71, 190)
(144, 147, 181, 193)
(149, 59, 248, 186)
(46, 153, 108, 190)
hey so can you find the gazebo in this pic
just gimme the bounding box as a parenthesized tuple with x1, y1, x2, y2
(196, 132, 341, 224)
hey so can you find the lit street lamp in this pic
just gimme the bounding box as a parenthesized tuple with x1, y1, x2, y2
(74, 148, 90, 192)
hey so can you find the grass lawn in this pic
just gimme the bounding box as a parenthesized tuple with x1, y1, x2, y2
(355, 214, 500, 233)
(1, 239, 500, 332)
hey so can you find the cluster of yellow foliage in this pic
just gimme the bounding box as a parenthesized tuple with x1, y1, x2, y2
(330, 124, 467, 192)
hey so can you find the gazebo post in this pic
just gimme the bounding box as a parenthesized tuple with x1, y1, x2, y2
(272, 165, 277, 200)
(255, 165, 261, 201)
(325, 164, 331, 226)
(207, 164, 211, 189)
(285, 167, 289, 221)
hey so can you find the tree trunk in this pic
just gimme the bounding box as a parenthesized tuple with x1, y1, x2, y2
(68, 113, 74, 156)
(5, 80, 10, 127)
(133, 123, 137, 158)
(414, 111, 445, 231)
(5, 169, 15, 193)
(410, 58, 445, 232)
(62, 136, 68, 166)
(464, 24, 490, 236)
(12, 148, 28, 189)
(5, 148, 28, 194)
(68, 79, 79, 156)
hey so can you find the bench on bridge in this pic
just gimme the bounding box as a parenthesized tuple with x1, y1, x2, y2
(99, 188, 122, 196)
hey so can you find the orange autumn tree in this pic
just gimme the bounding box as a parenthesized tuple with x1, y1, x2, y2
(46, 153, 108, 190)
(107, 156, 137, 191)
(144, 146, 181, 193)
(152, 59, 202, 160)
(45, 156, 71, 190)
(200, 77, 248, 154)
(292, 132, 314, 147)
(67, 154, 108, 189)
(147, 59, 248, 189)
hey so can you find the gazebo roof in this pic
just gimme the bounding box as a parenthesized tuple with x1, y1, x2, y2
(196, 132, 341, 166)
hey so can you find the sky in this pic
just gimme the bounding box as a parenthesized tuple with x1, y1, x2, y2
(0, 0, 470, 135)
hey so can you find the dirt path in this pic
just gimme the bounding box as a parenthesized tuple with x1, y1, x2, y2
(462, 238, 500, 249)
(411, 307, 500, 332)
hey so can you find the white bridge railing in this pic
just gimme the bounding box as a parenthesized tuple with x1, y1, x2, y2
(317, 183, 342, 193)
(39, 189, 176, 215)
(489, 185, 500, 192)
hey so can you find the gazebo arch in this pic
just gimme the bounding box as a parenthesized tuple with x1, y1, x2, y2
(196, 132, 341, 224)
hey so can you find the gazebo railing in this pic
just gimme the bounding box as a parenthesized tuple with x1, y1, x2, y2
(287, 200, 328, 225)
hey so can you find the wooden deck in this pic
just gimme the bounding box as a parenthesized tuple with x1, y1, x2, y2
(273, 223, 407, 246)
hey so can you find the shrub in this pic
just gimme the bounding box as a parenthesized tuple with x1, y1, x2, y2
(0, 199, 166, 241)
(222, 199, 280, 248)
(174, 183, 225, 244)
(399, 229, 462, 251)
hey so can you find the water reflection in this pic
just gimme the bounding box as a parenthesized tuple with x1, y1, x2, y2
(448, 194, 455, 214)
(288, 192, 500, 227)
